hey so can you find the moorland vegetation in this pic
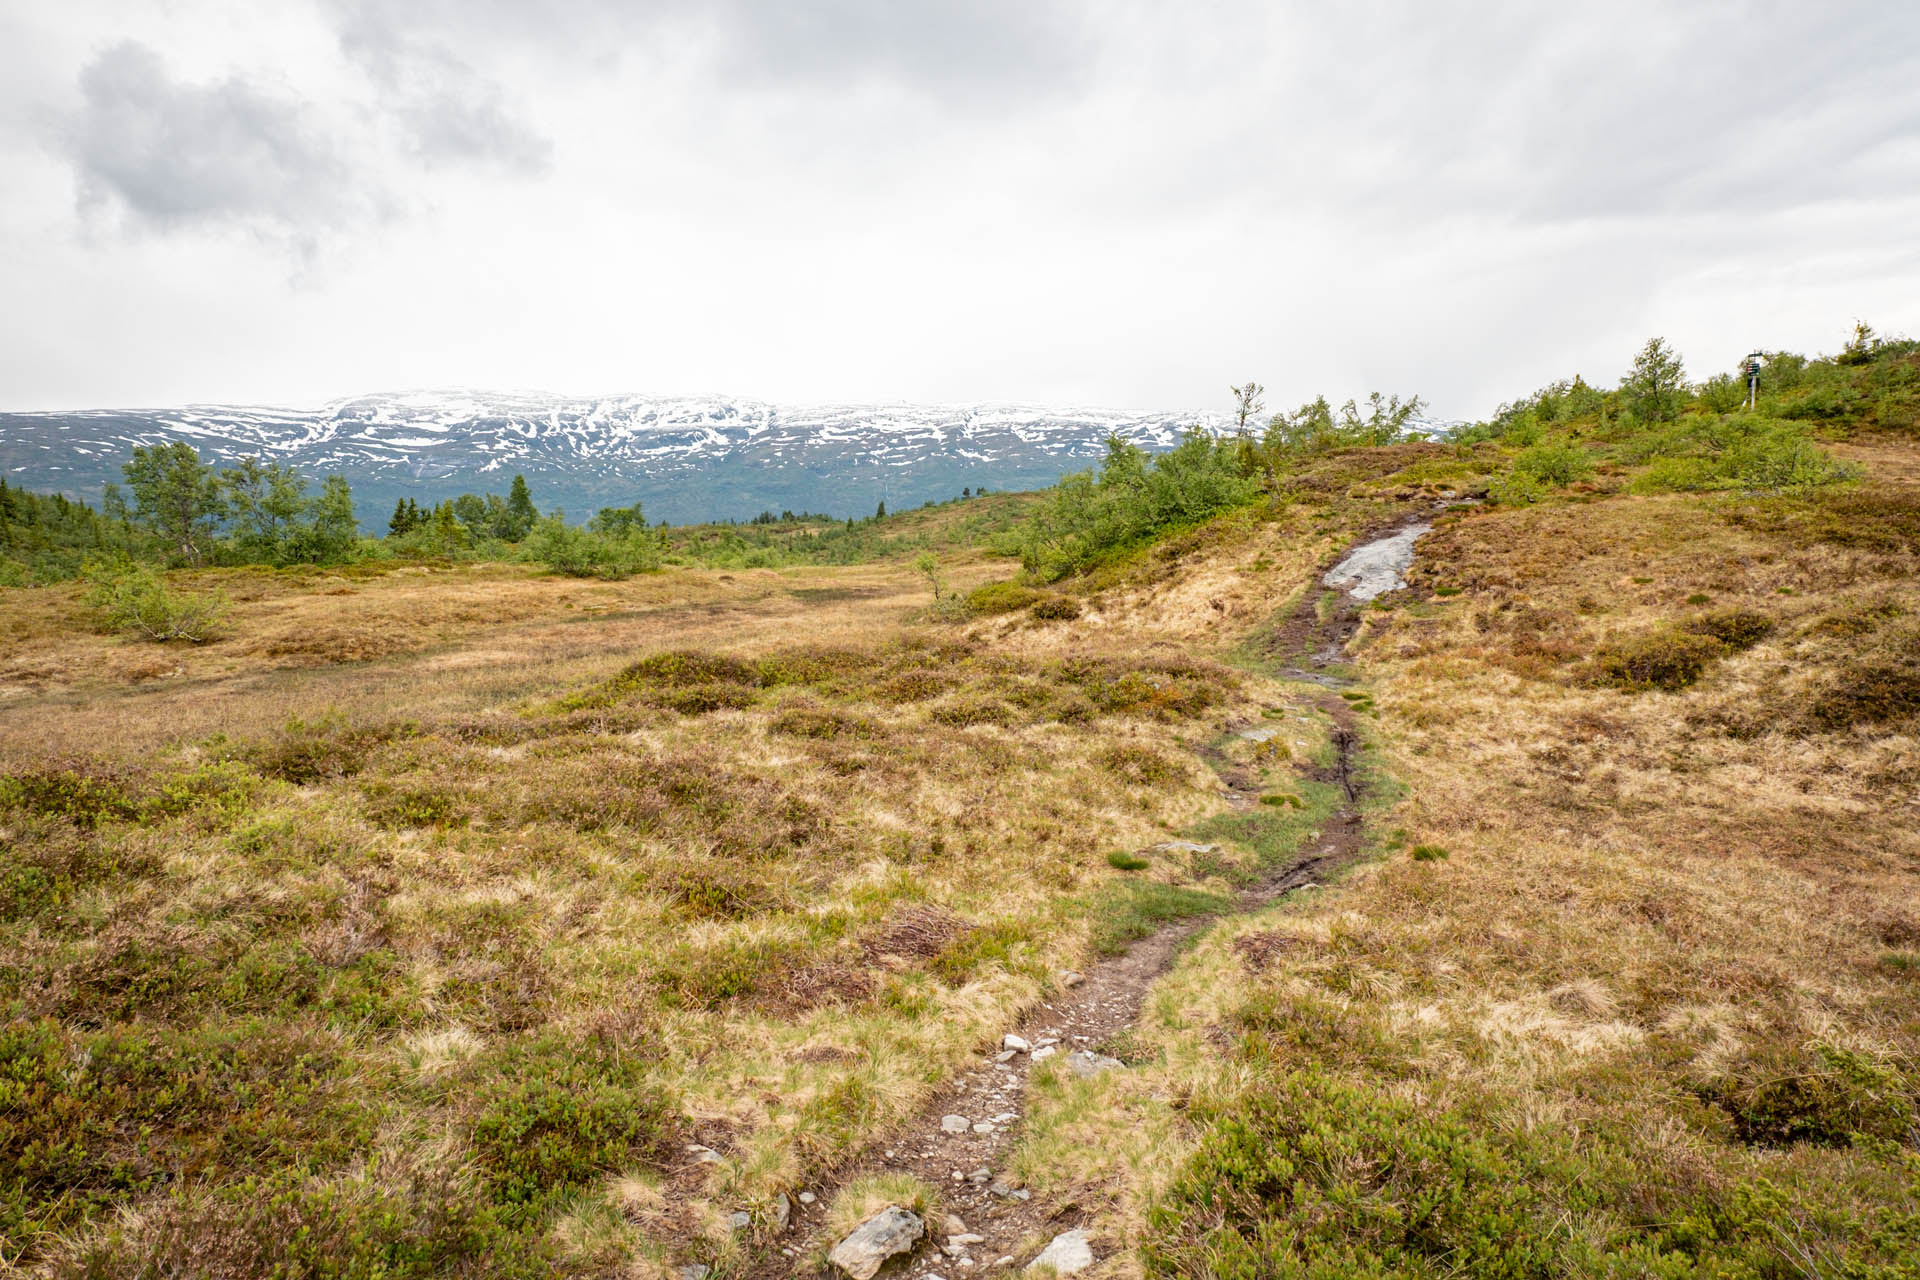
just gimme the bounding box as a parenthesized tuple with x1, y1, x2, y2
(1, 326, 1916, 1276)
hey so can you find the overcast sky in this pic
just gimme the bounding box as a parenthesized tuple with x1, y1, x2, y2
(3, 1, 1917, 420)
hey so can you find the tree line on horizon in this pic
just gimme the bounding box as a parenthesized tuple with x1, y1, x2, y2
(1006, 323, 1916, 581)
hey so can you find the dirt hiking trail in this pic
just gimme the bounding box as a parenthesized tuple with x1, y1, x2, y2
(750, 518, 1431, 1277)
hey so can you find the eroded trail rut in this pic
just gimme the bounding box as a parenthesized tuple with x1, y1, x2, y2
(753, 522, 1428, 1277)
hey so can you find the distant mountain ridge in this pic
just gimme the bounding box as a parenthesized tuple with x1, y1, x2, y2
(0, 391, 1244, 527)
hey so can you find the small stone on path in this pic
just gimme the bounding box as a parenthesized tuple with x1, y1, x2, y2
(1067, 1050, 1124, 1078)
(1026, 1229, 1094, 1274)
(941, 1114, 970, 1134)
(828, 1207, 924, 1280)
(1002, 1034, 1031, 1053)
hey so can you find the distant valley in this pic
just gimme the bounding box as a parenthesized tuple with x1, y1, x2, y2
(0, 391, 1237, 526)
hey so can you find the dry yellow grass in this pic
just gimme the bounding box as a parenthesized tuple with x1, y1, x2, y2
(0, 532, 1304, 1274)
(1004, 452, 1920, 1276)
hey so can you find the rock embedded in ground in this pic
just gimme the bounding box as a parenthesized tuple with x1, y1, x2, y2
(1026, 1229, 1094, 1274)
(685, 1144, 722, 1165)
(1031, 1045, 1057, 1062)
(1067, 1050, 1125, 1078)
(1002, 1034, 1031, 1053)
(1058, 969, 1084, 987)
(1322, 522, 1432, 601)
(727, 1210, 752, 1233)
(941, 1113, 970, 1134)
(829, 1207, 925, 1280)
(799, 1191, 817, 1205)
(677, 1267, 710, 1280)
(772, 1192, 791, 1232)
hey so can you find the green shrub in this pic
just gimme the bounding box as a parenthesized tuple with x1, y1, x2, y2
(1259, 793, 1302, 809)
(1512, 441, 1594, 487)
(966, 580, 1046, 615)
(1030, 594, 1082, 620)
(770, 706, 881, 739)
(1724, 430, 1859, 490)
(1099, 745, 1182, 786)
(1681, 609, 1773, 651)
(1698, 1041, 1915, 1147)
(1410, 843, 1449, 861)
(1591, 629, 1727, 691)
(0, 1018, 378, 1233)
(470, 1035, 678, 1209)
(82, 561, 229, 642)
(362, 783, 468, 829)
(62, 1164, 558, 1280)
(1487, 470, 1551, 506)
(1107, 850, 1150, 871)
(1807, 653, 1920, 729)
(0, 768, 137, 828)
(929, 919, 1034, 984)
(1011, 431, 1258, 581)
(1143, 1068, 1579, 1277)
(524, 515, 660, 579)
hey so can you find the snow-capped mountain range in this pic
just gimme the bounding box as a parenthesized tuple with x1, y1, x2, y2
(0, 390, 1235, 526)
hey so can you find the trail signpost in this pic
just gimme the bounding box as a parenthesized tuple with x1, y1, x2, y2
(1745, 352, 1764, 410)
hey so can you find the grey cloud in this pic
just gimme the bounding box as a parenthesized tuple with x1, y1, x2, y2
(688, 0, 1091, 99)
(323, 0, 1091, 106)
(336, 6, 551, 174)
(66, 41, 368, 235)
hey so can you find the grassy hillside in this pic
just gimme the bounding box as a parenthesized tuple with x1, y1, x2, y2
(2, 333, 1916, 1277)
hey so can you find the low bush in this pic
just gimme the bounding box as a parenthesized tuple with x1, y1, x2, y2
(1143, 1069, 1579, 1277)
(469, 1034, 678, 1210)
(81, 561, 229, 642)
(1410, 843, 1449, 861)
(523, 516, 660, 579)
(1807, 653, 1920, 729)
(1680, 609, 1773, 651)
(966, 580, 1047, 615)
(1697, 1041, 1915, 1147)
(362, 782, 468, 829)
(1099, 744, 1183, 786)
(770, 706, 882, 739)
(1591, 629, 1727, 691)
(1030, 594, 1082, 620)
(1512, 440, 1595, 487)
(1107, 850, 1150, 871)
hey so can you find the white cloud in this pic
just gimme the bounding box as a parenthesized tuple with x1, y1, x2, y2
(3, 0, 1917, 417)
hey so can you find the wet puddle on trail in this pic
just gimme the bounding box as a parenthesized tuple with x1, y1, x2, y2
(1323, 521, 1431, 600)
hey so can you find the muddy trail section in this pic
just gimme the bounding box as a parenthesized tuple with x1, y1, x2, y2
(745, 525, 1426, 1278)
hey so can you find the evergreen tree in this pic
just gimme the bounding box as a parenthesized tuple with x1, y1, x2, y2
(875, 500, 886, 520)
(505, 475, 538, 540)
(389, 498, 412, 537)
